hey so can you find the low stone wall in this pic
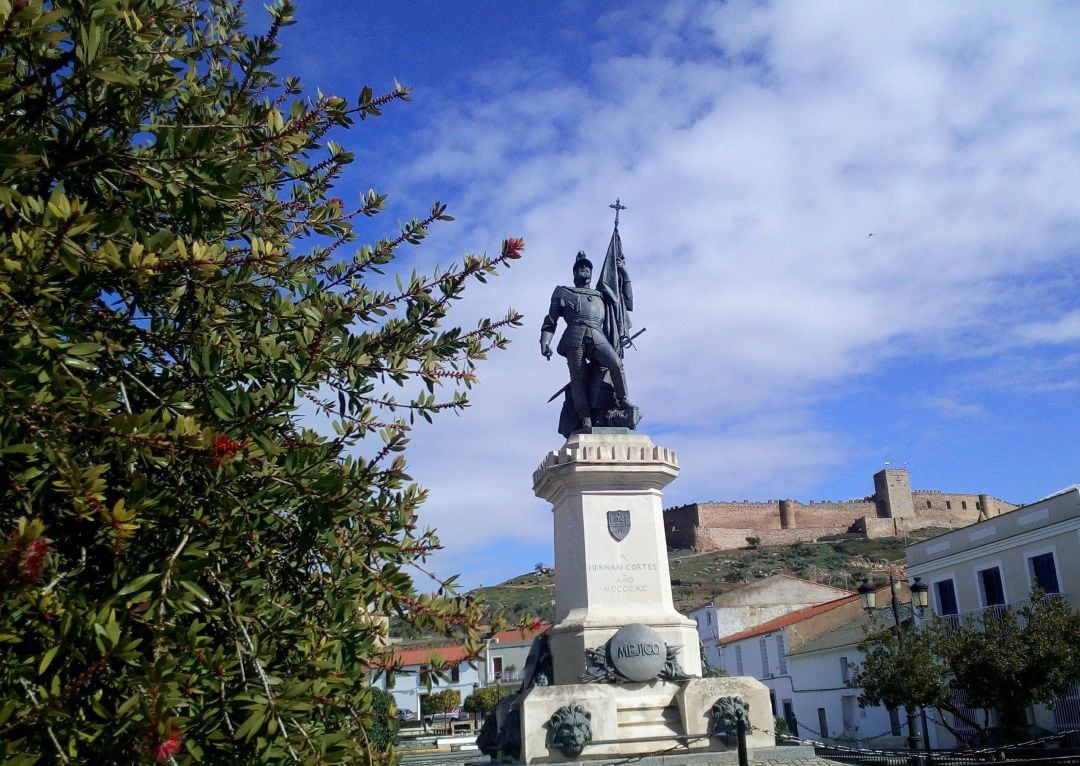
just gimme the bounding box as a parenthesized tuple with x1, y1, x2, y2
(857, 517, 899, 538)
(692, 525, 853, 551)
(696, 502, 783, 530)
(789, 500, 876, 528)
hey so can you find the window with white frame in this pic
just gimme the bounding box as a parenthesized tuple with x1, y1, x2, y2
(1028, 551, 1061, 594)
(734, 644, 744, 675)
(760, 638, 771, 676)
(934, 579, 959, 616)
(977, 566, 1006, 606)
(775, 633, 787, 675)
(840, 656, 850, 684)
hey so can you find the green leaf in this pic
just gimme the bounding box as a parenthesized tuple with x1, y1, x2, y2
(234, 708, 266, 741)
(178, 580, 211, 605)
(65, 343, 103, 357)
(38, 646, 59, 675)
(116, 573, 160, 596)
(90, 67, 138, 85)
(209, 389, 234, 418)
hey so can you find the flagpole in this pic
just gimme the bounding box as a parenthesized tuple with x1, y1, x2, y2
(610, 197, 625, 229)
(607, 198, 628, 350)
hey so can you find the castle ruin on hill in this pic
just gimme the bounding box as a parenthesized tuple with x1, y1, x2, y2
(663, 467, 1016, 552)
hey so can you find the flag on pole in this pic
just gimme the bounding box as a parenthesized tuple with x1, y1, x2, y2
(596, 225, 632, 357)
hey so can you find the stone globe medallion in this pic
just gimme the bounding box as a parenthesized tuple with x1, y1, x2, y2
(609, 623, 667, 682)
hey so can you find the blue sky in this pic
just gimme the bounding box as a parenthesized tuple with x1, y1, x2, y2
(268, 1, 1080, 591)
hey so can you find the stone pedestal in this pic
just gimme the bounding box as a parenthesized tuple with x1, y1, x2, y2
(532, 432, 701, 684)
(510, 432, 773, 763)
(518, 678, 774, 763)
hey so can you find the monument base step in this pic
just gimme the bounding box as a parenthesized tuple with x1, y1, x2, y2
(516, 677, 773, 764)
(470, 744, 834, 766)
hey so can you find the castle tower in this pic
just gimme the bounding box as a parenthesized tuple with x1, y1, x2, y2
(874, 467, 914, 519)
(778, 499, 795, 529)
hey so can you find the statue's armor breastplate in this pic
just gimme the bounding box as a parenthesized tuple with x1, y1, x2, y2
(558, 287, 605, 329)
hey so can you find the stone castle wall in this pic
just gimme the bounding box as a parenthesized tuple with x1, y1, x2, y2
(691, 525, 854, 551)
(664, 469, 1017, 552)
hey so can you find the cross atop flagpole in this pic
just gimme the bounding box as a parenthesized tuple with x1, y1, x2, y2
(610, 197, 626, 229)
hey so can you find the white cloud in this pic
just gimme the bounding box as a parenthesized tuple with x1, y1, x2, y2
(920, 396, 987, 420)
(1015, 311, 1080, 344)
(284, 1, 1080, 589)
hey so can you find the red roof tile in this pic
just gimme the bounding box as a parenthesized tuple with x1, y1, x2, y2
(372, 622, 551, 669)
(384, 644, 473, 669)
(486, 623, 550, 645)
(719, 594, 859, 644)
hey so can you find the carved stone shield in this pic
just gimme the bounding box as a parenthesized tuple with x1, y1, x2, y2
(607, 510, 631, 542)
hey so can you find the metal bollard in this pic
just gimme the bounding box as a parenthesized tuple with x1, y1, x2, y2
(736, 716, 749, 766)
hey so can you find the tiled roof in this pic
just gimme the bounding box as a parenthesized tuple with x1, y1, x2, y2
(382, 644, 474, 669)
(718, 594, 859, 644)
(788, 604, 914, 656)
(486, 623, 550, 645)
(375, 622, 551, 669)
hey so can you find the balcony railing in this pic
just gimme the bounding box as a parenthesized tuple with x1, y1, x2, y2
(492, 670, 524, 685)
(933, 592, 1067, 630)
(965, 603, 1009, 622)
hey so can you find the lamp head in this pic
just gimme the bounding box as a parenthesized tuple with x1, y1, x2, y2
(857, 577, 877, 612)
(910, 576, 929, 610)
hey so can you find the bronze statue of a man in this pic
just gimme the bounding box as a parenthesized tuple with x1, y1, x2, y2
(541, 251, 633, 434)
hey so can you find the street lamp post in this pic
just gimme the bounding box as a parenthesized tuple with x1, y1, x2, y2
(858, 573, 930, 758)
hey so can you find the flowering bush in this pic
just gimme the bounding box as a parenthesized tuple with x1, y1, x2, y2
(0, 1, 521, 761)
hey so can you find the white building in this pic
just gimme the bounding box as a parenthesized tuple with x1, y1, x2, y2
(374, 643, 480, 721)
(906, 485, 1080, 746)
(711, 592, 861, 738)
(786, 598, 922, 749)
(689, 574, 853, 670)
(372, 623, 549, 719)
(480, 624, 548, 687)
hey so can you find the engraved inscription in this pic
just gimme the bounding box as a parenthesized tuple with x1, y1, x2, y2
(589, 561, 658, 594)
(609, 624, 667, 681)
(615, 642, 662, 658)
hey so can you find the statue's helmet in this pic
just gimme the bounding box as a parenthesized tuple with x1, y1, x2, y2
(574, 251, 593, 270)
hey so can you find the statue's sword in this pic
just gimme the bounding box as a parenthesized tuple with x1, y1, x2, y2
(545, 327, 647, 403)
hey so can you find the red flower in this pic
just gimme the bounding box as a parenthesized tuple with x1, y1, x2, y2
(213, 435, 242, 453)
(19, 538, 47, 583)
(502, 237, 525, 259)
(209, 435, 243, 469)
(151, 727, 182, 762)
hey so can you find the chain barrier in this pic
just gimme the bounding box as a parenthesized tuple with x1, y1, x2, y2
(732, 721, 1080, 759)
(782, 723, 1080, 762)
(398, 712, 1080, 766)
(505, 718, 1080, 766)
(949, 727, 1080, 757)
